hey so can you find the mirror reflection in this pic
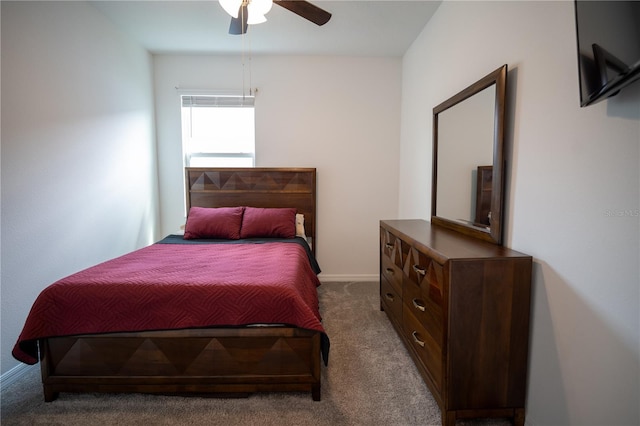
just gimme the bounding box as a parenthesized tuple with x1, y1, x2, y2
(436, 84, 495, 227)
(431, 65, 507, 245)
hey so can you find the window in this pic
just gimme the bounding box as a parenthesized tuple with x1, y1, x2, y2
(181, 94, 255, 168)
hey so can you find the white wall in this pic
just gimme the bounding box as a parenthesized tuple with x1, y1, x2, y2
(154, 55, 401, 280)
(0, 1, 158, 375)
(400, 1, 639, 425)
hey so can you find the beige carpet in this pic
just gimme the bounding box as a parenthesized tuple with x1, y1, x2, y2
(1, 281, 511, 426)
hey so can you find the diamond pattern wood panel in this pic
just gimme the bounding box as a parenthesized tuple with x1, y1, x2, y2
(185, 168, 317, 254)
(189, 169, 314, 193)
(48, 334, 316, 377)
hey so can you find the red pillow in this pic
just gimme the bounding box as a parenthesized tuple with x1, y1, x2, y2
(240, 207, 297, 239)
(183, 206, 244, 240)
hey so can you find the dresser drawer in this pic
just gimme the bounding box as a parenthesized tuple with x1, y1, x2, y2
(381, 254, 402, 296)
(405, 246, 443, 304)
(403, 307, 442, 393)
(380, 228, 404, 294)
(380, 275, 402, 322)
(380, 227, 404, 268)
(403, 249, 444, 345)
(403, 285, 443, 346)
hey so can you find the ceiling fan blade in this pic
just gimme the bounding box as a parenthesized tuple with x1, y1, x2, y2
(274, 1, 331, 26)
(229, 4, 249, 35)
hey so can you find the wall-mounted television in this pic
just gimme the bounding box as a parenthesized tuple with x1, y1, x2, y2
(575, 0, 640, 107)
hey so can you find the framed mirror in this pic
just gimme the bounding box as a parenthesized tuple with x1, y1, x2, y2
(431, 65, 507, 245)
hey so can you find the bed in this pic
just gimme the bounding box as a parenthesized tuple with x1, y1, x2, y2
(12, 167, 328, 402)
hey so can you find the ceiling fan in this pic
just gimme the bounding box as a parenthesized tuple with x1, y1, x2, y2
(220, 0, 332, 35)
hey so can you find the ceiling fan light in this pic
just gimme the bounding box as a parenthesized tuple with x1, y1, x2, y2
(249, 0, 273, 16)
(220, 0, 242, 18)
(247, 13, 267, 25)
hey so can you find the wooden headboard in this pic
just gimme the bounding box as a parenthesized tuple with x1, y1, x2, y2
(185, 167, 317, 254)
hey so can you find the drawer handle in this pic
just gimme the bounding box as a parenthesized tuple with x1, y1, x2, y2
(385, 243, 394, 250)
(411, 331, 425, 348)
(412, 264, 426, 276)
(412, 298, 426, 312)
(384, 293, 395, 302)
(385, 268, 394, 275)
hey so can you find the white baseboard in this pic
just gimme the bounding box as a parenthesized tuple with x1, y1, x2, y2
(318, 274, 378, 282)
(1, 363, 34, 389)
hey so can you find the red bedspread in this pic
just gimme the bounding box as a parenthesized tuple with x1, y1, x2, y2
(13, 241, 324, 365)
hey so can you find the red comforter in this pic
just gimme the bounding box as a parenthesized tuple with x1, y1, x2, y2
(13, 240, 325, 365)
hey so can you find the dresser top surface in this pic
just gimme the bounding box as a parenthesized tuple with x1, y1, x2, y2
(381, 219, 530, 260)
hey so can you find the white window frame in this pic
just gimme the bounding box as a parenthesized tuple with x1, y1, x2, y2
(180, 92, 256, 168)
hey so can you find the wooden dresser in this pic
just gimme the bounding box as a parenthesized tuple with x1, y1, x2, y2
(379, 219, 532, 426)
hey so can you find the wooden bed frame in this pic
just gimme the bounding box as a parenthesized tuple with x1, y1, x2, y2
(39, 167, 323, 401)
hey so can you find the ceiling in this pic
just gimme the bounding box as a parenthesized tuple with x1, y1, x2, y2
(90, 1, 441, 56)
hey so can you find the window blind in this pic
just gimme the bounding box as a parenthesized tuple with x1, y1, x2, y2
(181, 95, 255, 108)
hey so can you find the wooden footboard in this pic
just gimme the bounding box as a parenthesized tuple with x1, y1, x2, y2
(39, 327, 321, 401)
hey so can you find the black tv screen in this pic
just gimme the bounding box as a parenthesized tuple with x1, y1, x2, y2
(575, 0, 640, 106)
